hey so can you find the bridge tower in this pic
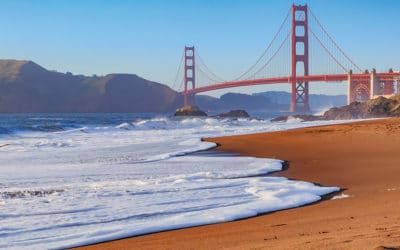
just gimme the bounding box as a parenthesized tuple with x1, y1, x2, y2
(183, 46, 196, 106)
(291, 4, 309, 112)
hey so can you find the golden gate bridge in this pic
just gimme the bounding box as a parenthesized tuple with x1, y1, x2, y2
(171, 4, 400, 112)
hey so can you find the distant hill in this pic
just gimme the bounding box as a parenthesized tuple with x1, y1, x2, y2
(196, 91, 347, 114)
(0, 59, 347, 114)
(0, 60, 181, 113)
(196, 93, 286, 113)
(254, 91, 347, 111)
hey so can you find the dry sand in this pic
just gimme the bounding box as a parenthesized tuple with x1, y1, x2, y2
(74, 118, 400, 250)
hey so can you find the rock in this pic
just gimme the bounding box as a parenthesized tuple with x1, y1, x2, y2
(174, 105, 207, 116)
(270, 116, 288, 122)
(271, 94, 400, 122)
(271, 114, 322, 122)
(323, 95, 400, 120)
(322, 101, 366, 120)
(217, 110, 250, 118)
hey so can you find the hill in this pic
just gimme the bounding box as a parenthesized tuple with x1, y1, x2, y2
(0, 60, 181, 113)
(196, 91, 347, 114)
(195, 93, 285, 113)
(255, 91, 347, 111)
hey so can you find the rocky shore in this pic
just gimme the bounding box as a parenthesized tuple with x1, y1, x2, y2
(216, 110, 249, 118)
(272, 95, 400, 122)
(175, 106, 251, 118)
(174, 105, 207, 116)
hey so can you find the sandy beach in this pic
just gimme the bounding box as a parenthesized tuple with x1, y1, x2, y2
(75, 118, 400, 250)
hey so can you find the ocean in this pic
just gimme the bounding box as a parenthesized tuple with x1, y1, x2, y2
(0, 113, 340, 249)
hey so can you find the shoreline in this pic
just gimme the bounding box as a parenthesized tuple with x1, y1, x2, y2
(71, 160, 342, 250)
(74, 118, 400, 250)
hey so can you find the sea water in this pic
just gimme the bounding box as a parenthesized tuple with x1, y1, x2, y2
(0, 113, 340, 249)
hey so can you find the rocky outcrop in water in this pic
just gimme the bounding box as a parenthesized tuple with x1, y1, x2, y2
(217, 110, 250, 118)
(272, 95, 400, 122)
(174, 105, 207, 116)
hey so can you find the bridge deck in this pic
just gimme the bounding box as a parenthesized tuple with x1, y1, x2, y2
(183, 72, 400, 94)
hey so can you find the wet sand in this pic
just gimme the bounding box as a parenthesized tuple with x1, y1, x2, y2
(75, 118, 400, 250)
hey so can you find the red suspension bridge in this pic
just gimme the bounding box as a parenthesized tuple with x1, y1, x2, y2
(171, 4, 400, 112)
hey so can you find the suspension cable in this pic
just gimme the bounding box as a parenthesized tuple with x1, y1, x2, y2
(232, 8, 291, 81)
(195, 51, 226, 82)
(249, 31, 291, 78)
(309, 8, 362, 72)
(171, 52, 184, 90)
(309, 28, 347, 72)
(197, 66, 224, 84)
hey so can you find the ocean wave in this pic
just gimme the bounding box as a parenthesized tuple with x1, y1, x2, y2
(18, 124, 66, 132)
(33, 140, 73, 148)
(119, 117, 270, 132)
(0, 189, 64, 199)
(133, 118, 169, 130)
(115, 122, 135, 130)
(2, 115, 272, 136)
(0, 126, 11, 135)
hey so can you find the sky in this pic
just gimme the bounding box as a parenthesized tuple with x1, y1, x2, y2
(0, 0, 399, 96)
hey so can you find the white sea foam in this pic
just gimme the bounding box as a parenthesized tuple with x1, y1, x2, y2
(313, 106, 332, 116)
(286, 115, 304, 123)
(0, 116, 346, 249)
(331, 193, 352, 200)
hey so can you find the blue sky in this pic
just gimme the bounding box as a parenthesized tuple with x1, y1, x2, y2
(0, 0, 399, 96)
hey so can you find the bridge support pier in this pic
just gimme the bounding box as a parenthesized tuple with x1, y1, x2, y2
(384, 69, 395, 95)
(370, 69, 378, 99)
(347, 71, 353, 104)
(368, 68, 395, 100)
(397, 80, 400, 94)
(291, 81, 309, 112)
(347, 70, 371, 104)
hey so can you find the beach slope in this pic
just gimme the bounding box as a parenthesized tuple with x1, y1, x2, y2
(75, 118, 400, 250)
